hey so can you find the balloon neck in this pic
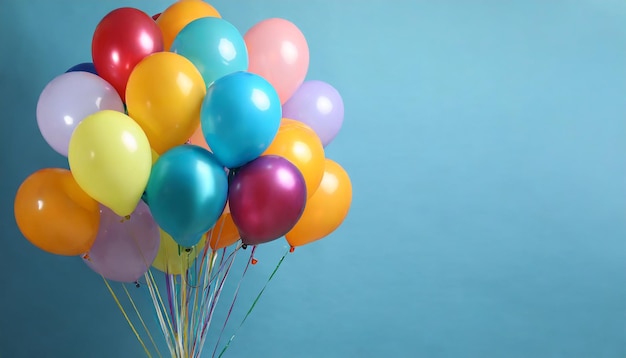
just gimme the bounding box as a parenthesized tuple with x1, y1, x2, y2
(177, 245, 193, 255)
(227, 167, 240, 183)
(120, 215, 131, 223)
(134, 281, 141, 288)
(241, 244, 248, 250)
(82, 253, 91, 261)
(251, 258, 258, 265)
(289, 246, 295, 253)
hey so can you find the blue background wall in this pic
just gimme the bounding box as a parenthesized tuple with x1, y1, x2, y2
(1, 0, 625, 357)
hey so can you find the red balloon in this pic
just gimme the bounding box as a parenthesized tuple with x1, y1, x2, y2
(228, 155, 307, 246)
(92, 7, 164, 99)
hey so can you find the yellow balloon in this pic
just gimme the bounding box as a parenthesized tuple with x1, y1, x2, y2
(68, 110, 152, 217)
(126, 52, 206, 154)
(152, 229, 206, 275)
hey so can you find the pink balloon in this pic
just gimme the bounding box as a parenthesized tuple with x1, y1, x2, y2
(244, 18, 309, 104)
(83, 201, 160, 283)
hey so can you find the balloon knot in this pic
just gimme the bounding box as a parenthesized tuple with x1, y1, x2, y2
(289, 246, 295, 253)
(251, 258, 258, 265)
(135, 281, 141, 288)
(82, 253, 91, 261)
(242, 244, 248, 250)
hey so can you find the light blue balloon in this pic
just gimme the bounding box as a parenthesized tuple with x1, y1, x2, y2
(201, 71, 282, 168)
(171, 17, 248, 86)
(144, 145, 228, 247)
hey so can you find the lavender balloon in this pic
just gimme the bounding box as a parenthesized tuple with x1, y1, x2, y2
(83, 201, 160, 283)
(282, 80, 344, 147)
(229, 155, 307, 245)
(36, 71, 124, 156)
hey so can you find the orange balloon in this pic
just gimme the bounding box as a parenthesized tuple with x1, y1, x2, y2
(208, 212, 240, 250)
(286, 159, 352, 247)
(280, 117, 314, 131)
(126, 52, 206, 154)
(14, 168, 101, 256)
(262, 119, 325, 197)
(188, 125, 211, 152)
(156, 0, 221, 50)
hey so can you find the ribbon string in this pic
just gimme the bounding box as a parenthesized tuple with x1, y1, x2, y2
(217, 249, 289, 358)
(102, 222, 290, 358)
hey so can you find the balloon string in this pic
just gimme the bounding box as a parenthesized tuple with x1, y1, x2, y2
(195, 248, 224, 356)
(190, 239, 220, 357)
(193, 231, 218, 294)
(101, 276, 152, 358)
(183, 253, 196, 356)
(189, 261, 202, 355)
(121, 283, 163, 358)
(144, 272, 177, 357)
(208, 247, 229, 286)
(197, 250, 237, 354)
(165, 274, 176, 333)
(195, 248, 238, 357)
(217, 249, 289, 358)
(146, 269, 176, 349)
(169, 274, 184, 357)
(183, 248, 199, 357)
(191, 249, 217, 356)
(195, 233, 213, 283)
(211, 246, 255, 358)
(169, 275, 181, 358)
(190, 249, 209, 357)
(209, 217, 228, 257)
(180, 270, 189, 357)
(197, 246, 238, 333)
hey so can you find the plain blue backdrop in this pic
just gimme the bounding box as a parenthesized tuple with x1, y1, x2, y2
(1, 0, 625, 357)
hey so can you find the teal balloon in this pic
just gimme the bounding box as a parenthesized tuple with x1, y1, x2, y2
(145, 145, 228, 247)
(171, 17, 248, 86)
(201, 71, 282, 168)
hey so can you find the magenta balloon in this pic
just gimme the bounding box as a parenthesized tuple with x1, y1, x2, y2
(281, 80, 344, 147)
(83, 201, 160, 282)
(228, 155, 307, 245)
(36, 71, 124, 156)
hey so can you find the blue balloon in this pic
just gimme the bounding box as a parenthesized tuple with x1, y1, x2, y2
(145, 145, 228, 247)
(201, 71, 282, 168)
(171, 17, 248, 86)
(66, 62, 98, 75)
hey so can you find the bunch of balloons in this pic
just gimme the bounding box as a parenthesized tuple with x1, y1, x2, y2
(14, 1, 352, 283)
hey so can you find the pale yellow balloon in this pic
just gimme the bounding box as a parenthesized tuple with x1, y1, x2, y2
(152, 229, 206, 275)
(68, 110, 152, 217)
